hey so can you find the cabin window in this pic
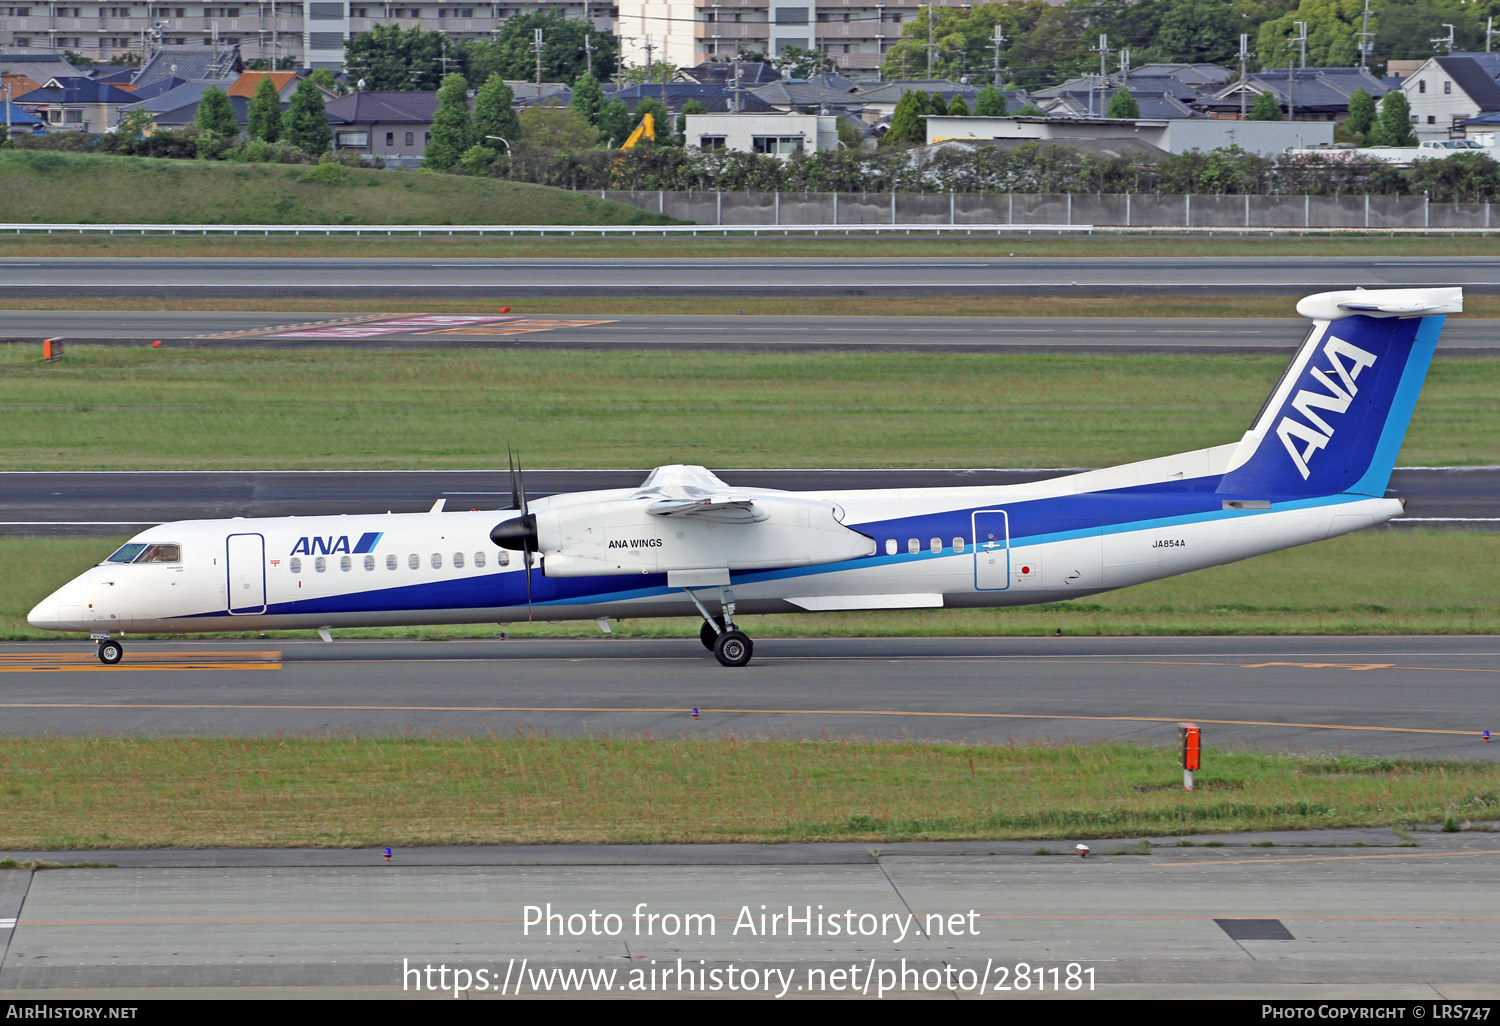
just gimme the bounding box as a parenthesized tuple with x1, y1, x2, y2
(289, 557, 302, 574)
(315, 556, 327, 573)
(885, 539, 897, 555)
(408, 553, 420, 570)
(431, 552, 443, 569)
(907, 538, 919, 554)
(474, 551, 486, 567)
(497, 550, 509, 566)
(930, 537, 942, 554)
(364, 555, 376, 571)
(107, 542, 181, 564)
(952, 537, 965, 553)
(453, 551, 465, 569)
(386, 554, 398, 570)
(340, 555, 352, 572)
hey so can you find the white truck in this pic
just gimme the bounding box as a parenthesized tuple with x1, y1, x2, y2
(1287, 139, 1497, 166)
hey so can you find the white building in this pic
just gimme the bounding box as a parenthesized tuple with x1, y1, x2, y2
(1400, 54, 1500, 142)
(685, 110, 837, 155)
(617, 0, 928, 76)
(925, 114, 1332, 158)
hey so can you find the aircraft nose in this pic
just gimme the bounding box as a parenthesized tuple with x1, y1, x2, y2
(27, 580, 86, 631)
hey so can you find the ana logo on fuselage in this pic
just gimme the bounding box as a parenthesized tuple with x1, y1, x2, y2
(1275, 335, 1378, 480)
(290, 532, 383, 556)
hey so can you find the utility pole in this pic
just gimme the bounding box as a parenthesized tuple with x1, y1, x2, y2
(1357, 0, 1374, 68)
(584, 32, 595, 77)
(1432, 23, 1456, 55)
(989, 23, 1004, 86)
(925, 3, 935, 80)
(1489, 16, 1500, 53)
(1294, 20, 1307, 68)
(1288, 22, 1306, 121)
(533, 27, 544, 87)
(1091, 33, 1109, 117)
(1239, 33, 1249, 120)
(731, 55, 742, 113)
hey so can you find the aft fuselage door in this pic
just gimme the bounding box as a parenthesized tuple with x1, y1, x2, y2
(972, 510, 1009, 591)
(226, 533, 267, 615)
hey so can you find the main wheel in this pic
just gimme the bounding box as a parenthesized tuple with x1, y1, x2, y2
(713, 630, 753, 668)
(97, 640, 123, 665)
(699, 618, 726, 651)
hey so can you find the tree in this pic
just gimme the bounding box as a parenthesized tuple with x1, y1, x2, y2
(884, 90, 928, 146)
(458, 143, 496, 176)
(947, 95, 970, 116)
(974, 85, 1008, 117)
(596, 99, 633, 148)
(677, 98, 706, 139)
(1153, 0, 1240, 65)
(117, 106, 154, 139)
(425, 73, 474, 170)
(466, 13, 617, 85)
(1341, 86, 1375, 144)
(344, 24, 449, 91)
(634, 97, 671, 145)
(517, 102, 600, 149)
(247, 75, 282, 142)
(1249, 89, 1282, 121)
(310, 68, 347, 95)
(284, 77, 332, 155)
(770, 44, 834, 79)
(194, 86, 239, 139)
(1106, 89, 1140, 119)
(569, 72, 605, 126)
(1370, 89, 1417, 147)
(472, 74, 520, 154)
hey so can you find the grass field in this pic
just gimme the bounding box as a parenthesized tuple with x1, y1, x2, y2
(0, 150, 677, 227)
(1, 737, 1494, 848)
(2, 346, 1497, 471)
(5, 531, 1496, 640)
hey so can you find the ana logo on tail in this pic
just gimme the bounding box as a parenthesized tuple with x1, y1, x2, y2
(1276, 335, 1378, 480)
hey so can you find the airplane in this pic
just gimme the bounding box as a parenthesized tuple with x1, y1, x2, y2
(27, 286, 1459, 668)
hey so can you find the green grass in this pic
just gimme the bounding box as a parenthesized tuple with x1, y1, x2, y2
(0, 150, 679, 226)
(3, 346, 1497, 470)
(1, 737, 1494, 848)
(5, 532, 1498, 639)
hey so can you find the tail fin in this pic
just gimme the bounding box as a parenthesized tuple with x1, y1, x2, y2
(1215, 287, 1460, 499)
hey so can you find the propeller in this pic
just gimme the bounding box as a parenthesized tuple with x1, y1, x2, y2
(490, 445, 536, 619)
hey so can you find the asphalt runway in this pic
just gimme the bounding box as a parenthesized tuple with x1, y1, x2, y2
(1, 254, 1497, 297)
(2, 467, 1492, 536)
(2, 636, 1497, 761)
(4, 310, 1500, 353)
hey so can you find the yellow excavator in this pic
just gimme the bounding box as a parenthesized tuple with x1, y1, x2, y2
(612, 111, 655, 185)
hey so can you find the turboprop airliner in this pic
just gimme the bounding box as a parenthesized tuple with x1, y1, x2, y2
(28, 287, 1459, 667)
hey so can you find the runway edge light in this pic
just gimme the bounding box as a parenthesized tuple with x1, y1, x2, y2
(1179, 723, 1201, 792)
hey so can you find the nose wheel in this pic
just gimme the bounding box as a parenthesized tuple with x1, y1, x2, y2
(97, 639, 123, 665)
(712, 630, 753, 667)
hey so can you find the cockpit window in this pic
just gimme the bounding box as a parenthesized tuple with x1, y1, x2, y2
(103, 542, 180, 564)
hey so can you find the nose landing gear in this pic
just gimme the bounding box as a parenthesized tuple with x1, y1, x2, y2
(92, 634, 123, 665)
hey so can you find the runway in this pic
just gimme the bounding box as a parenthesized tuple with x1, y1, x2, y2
(0, 254, 1495, 297)
(2, 467, 1492, 536)
(2, 636, 1496, 761)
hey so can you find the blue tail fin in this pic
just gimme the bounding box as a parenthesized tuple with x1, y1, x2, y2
(1216, 287, 1460, 499)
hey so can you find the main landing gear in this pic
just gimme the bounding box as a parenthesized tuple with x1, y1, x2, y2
(685, 587, 754, 667)
(93, 633, 123, 665)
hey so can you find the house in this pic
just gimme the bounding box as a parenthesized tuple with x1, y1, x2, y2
(1401, 54, 1500, 140)
(1199, 68, 1389, 121)
(608, 82, 776, 114)
(1039, 88, 1201, 121)
(923, 114, 1331, 157)
(10, 76, 138, 133)
(323, 90, 441, 161)
(685, 112, 839, 156)
(227, 71, 302, 103)
(130, 44, 242, 92)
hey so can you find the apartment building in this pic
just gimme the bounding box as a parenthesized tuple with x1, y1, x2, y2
(1, 1, 616, 69)
(616, 0, 929, 75)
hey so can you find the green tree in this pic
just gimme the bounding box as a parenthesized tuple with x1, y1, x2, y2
(284, 77, 332, 155)
(194, 86, 239, 139)
(517, 102, 601, 149)
(1153, 0, 1241, 65)
(1106, 89, 1140, 119)
(117, 106, 154, 139)
(596, 99, 633, 147)
(880, 2, 1050, 85)
(974, 84, 1008, 116)
(634, 97, 671, 145)
(310, 68, 347, 95)
(1249, 89, 1283, 121)
(569, 72, 605, 126)
(770, 44, 834, 79)
(344, 23, 449, 91)
(947, 94, 971, 116)
(1256, 0, 1363, 69)
(472, 74, 520, 154)
(466, 13, 617, 85)
(425, 73, 474, 170)
(458, 142, 497, 176)
(884, 90, 928, 146)
(1341, 86, 1375, 144)
(1370, 89, 1417, 147)
(247, 75, 282, 142)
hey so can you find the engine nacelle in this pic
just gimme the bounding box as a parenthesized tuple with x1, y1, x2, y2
(537, 496, 874, 577)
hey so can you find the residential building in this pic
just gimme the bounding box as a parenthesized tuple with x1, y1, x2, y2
(923, 114, 1332, 158)
(1401, 54, 1500, 141)
(323, 87, 438, 159)
(10, 73, 137, 129)
(685, 110, 836, 154)
(1199, 67, 1388, 122)
(616, 0, 931, 77)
